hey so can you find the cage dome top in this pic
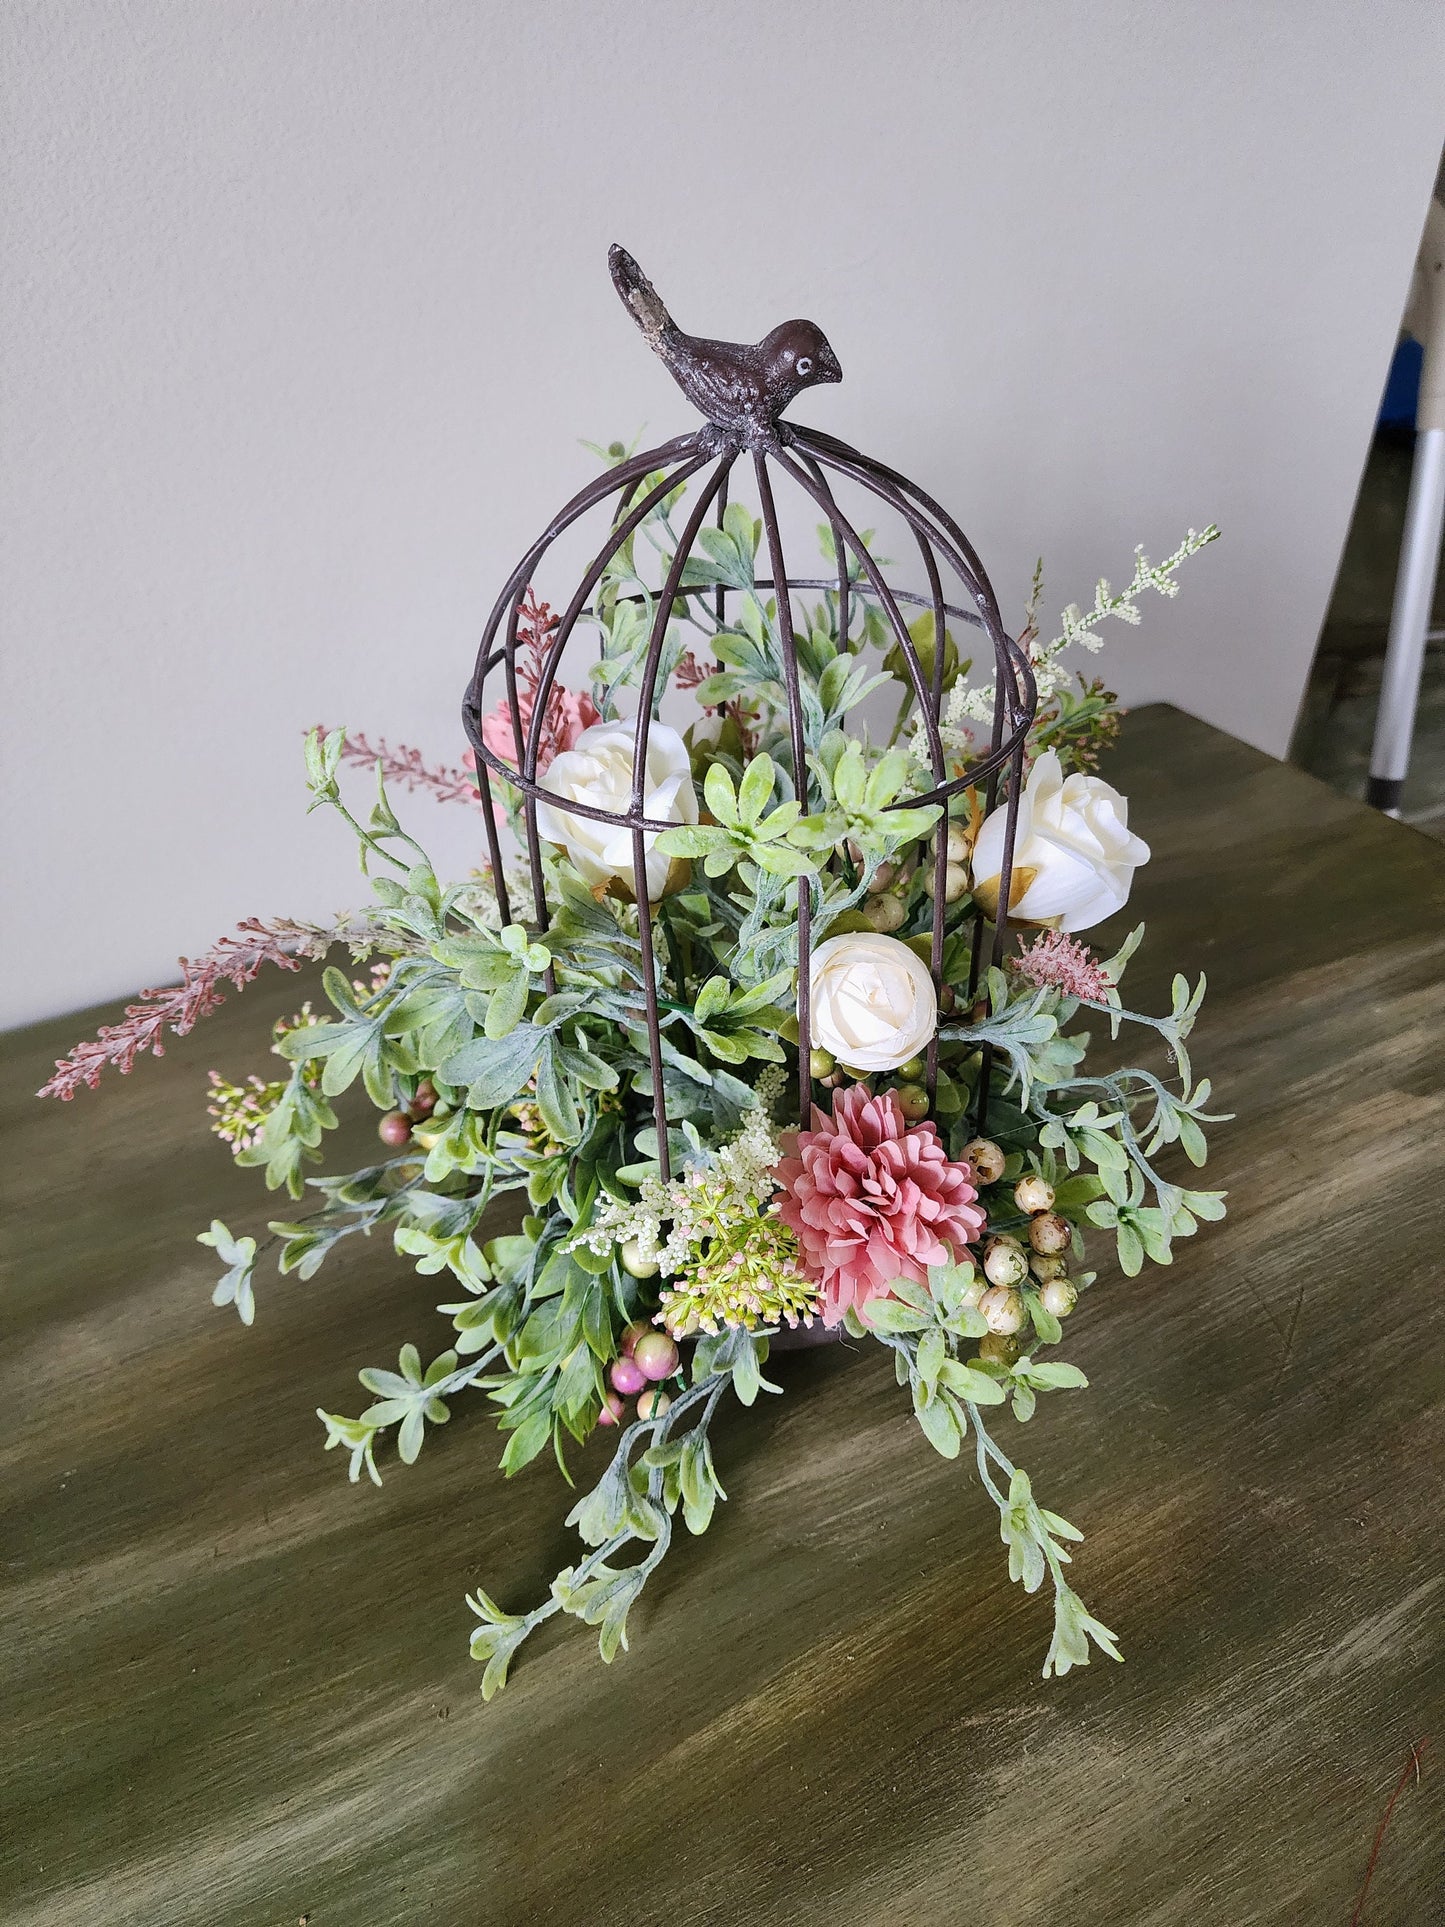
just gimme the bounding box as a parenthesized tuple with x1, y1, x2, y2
(463, 246, 1036, 830)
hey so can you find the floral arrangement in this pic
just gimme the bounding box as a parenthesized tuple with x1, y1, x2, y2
(42, 447, 1224, 1695)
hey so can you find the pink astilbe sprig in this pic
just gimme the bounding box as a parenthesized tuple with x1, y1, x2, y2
(676, 647, 760, 755)
(674, 649, 718, 693)
(1011, 930, 1114, 1002)
(37, 916, 360, 1101)
(322, 728, 480, 808)
(478, 590, 600, 772)
(776, 1085, 986, 1328)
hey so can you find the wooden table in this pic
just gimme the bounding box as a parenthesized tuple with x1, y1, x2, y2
(4, 705, 1443, 1926)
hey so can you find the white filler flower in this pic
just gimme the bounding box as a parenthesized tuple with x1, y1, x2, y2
(971, 748, 1149, 933)
(808, 932, 938, 1073)
(537, 719, 698, 897)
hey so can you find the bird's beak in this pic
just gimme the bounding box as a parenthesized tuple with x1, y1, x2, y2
(819, 344, 843, 384)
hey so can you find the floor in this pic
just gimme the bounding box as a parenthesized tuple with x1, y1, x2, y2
(1290, 428, 1445, 840)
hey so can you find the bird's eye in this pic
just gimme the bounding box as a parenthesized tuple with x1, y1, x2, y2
(796, 356, 814, 378)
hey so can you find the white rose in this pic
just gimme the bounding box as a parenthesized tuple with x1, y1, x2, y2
(808, 932, 938, 1073)
(536, 719, 698, 897)
(970, 749, 1149, 933)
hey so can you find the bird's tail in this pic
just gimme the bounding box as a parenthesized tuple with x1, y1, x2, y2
(608, 245, 674, 352)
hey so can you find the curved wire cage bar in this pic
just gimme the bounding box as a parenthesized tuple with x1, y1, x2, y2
(463, 350, 1037, 1184)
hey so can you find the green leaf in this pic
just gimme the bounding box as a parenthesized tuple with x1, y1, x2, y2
(732, 1337, 761, 1406)
(722, 500, 760, 561)
(485, 967, 529, 1039)
(1044, 1584, 1123, 1678)
(1115, 1220, 1144, 1276)
(499, 1408, 553, 1474)
(940, 1360, 1007, 1403)
(863, 1298, 929, 1335)
(693, 976, 730, 1023)
(534, 1044, 579, 1145)
(1023, 1360, 1089, 1390)
(703, 761, 739, 827)
(440, 1024, 546, 1109)
(1024, 1291, 1063, 1346)
(735, 753, 776, 826)
(198, 1221, 260, 1321)
(653, 824, 730, 860)
(317, 1408, 381, 1486)
(466, 1591, 530, 1699)
(916, 1328, 947, 1388)
(915, 1390, 961, 1456)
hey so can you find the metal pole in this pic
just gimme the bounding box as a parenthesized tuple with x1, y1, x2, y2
(1366, 429, 1445, 812)
(1367, 196, 1445, 815)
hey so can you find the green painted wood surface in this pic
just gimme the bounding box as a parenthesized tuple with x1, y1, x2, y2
(3, 705, 1442, 1925)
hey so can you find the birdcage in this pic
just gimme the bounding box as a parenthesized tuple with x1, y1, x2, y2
(462, 253, 1037, 1181)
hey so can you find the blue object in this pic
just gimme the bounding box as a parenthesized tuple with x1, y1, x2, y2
(1379, 337, 1423, 427)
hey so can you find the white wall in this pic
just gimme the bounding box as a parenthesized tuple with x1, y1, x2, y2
(4, 0, 1443, 1028)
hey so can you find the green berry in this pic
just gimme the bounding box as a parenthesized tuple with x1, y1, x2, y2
(620, 1240, 659, 1280)
(894, 1082, 929, 1122)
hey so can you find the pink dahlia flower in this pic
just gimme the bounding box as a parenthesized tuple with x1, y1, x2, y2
(776, 1085, 986, 1327)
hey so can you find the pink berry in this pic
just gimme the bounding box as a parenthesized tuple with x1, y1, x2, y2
(633, 1332, 679, 1382)
(597, 1391, 625, 1427)
(619, 1320, 651, 1357)
(609, 1355, 646, 1396)
(377, 1112, 412, 1147)
(409, 1079, 438, 1118)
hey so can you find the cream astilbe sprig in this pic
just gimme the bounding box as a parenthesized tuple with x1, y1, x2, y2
(907, 526, 1220, 768)
(575, 1069, 788, 1272)
(571, 1069, 819, 1332)
(657, 1216, 818, 1339)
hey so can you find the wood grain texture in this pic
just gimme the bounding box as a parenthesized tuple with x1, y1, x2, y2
(2, 705, 1442, 1926)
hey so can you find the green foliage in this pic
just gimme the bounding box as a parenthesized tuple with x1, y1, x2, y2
(317, 1409, 382, 1487)
(680, 500, 762, 589)
(465, 1366, 736, 1686)
(358, 1343, 459, 1464)
(233, 1068, 338, 1197)
(972, 1425, 1122, 1680)
(680, 971, 794, 1065)
(197, 1221, 257, 1325)
(431, 924, 551, 1039)
(853, 1261, 998, 1450)
(655, 754, 818, 880)
(798, 738, 941, 857)
(882, 606, 963, 698)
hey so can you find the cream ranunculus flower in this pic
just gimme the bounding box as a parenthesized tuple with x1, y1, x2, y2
(536, 719, 698, 896)
(970, 748, 1149, 933)
(808, 933, 938, 1073)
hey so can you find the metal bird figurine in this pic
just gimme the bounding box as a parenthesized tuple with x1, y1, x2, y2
(608, 244, 842, 440)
